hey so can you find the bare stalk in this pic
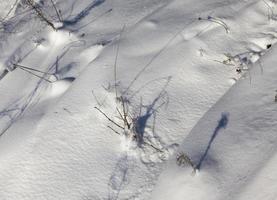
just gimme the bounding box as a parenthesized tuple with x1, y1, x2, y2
(107, 125, 121, 135)
(15, 66, 52, 83)
(144, 140, 163, 152)
(1, 0, 19, 22)
(92, 90, 103, 106)
(26, 0, 56, 30)
(50, 0, 62, 22)
(94, 107, 125, 130)
(114, 25, 125, 98)
(14, 63, 53, 75)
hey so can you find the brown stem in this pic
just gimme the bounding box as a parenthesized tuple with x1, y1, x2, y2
(94, 107, 125, 130)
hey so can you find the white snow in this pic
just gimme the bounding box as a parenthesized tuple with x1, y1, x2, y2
(1, 0, 277, 199)
(0, 0, 18, 21)
(45, 77, 75, 99)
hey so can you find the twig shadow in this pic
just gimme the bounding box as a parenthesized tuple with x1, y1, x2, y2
(131, 78, 170, 148)
(133, 91, 168, 147)
(0, 49, 70, 137)
(196, 112, 229, 170)
(62, 0, 105, 27)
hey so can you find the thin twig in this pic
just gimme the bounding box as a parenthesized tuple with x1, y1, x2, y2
(13, 64, 53, 75)
(199, 17, 229, 33)
(92, 90, 102, 106)
(120, 96, 131, 129)
(107, 125, 121, 135)
(116, 107, 125, 122)
(1, 0, 19, 22)
(114, 25, 125, 98)
(128, 76, 171, 100)
(50, 0, 62, 22)
(123, 26, 184, 95)
(26, 0, 56, 30)
(16, 66, 52, 83)
(94, 106, 125, 130)
(263, 0, 274, 20)
(143, 140, 163, 153)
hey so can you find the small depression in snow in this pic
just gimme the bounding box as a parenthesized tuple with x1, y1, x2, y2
(46, 77, 75, 99)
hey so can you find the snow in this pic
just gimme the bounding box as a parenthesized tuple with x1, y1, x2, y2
(0, 0, 18, 21)
(45, 77, 75, 99)
(0, 0, 277, 199)
(152, 43, 277, 200)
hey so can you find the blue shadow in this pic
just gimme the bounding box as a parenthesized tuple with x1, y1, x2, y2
(63, 0, 105, 26)
(196, 112, 229, 170)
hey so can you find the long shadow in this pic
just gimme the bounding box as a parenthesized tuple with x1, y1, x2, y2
(0, 77, 43, 137)
(70, 8, 112, 33)
(5, 44, 38, 71)
(134, 93, 165, 146)
(62, 0, 105, 26)
(196, 112, 229, 170)
(0, 49, 70, 138)
(0, 70, 9, 81)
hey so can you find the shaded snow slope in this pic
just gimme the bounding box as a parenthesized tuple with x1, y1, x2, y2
(0, 0, 277, 199)
(152, 40, 277, 200)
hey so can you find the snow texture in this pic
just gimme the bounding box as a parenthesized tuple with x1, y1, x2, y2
(1, 0, 277, 199)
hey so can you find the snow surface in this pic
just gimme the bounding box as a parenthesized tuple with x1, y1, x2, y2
(0, 0, 18, 21)
(0, 0, 277, 199)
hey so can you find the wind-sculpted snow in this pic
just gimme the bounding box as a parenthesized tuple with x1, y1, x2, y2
(1, 0, 277, 199)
